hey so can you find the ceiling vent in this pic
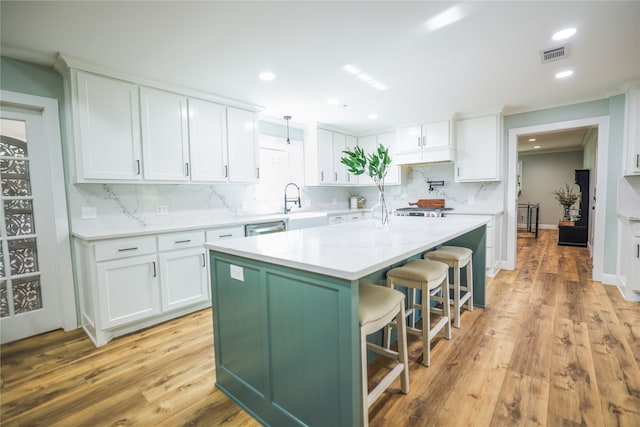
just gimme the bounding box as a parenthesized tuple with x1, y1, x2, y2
(540, 45, 569, 64)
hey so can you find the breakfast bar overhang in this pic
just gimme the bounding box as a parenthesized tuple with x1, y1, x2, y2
(205, 216, 489, 426)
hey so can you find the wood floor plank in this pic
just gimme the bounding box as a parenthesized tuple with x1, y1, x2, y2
(548, 318, 605, 426)
(1, 230, 639, 427)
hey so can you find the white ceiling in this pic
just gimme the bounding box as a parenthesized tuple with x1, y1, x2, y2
(517, 127, 592, 154)
(2, 1, 639, 134)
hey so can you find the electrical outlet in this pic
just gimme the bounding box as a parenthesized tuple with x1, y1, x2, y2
(156, 205, 168, 216)
(468, 195, 475, 204)
(81, 206, 97, 219)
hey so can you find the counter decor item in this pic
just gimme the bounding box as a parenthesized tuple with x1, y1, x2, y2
(552, 183, 580, 221)
(341, 144, 392, 227)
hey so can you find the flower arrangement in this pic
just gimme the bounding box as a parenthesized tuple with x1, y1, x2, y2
(552, 183, 581, 221)
(552, 183, 580, 206)
(341, 144, 392, 226)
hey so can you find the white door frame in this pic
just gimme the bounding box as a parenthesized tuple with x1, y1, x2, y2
(506, 116, 609, 282)
(1, 89, 77, 332)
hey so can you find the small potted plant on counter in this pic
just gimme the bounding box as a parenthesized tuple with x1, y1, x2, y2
(341, 144, 392, 227)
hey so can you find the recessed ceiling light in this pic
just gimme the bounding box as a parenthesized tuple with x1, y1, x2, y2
(368, 113, 378, 120)
(342, 64, 361, 75)
(357, 73, 373, 83)
(534, 145, 541, 149)
(553, 28, 577, 41)
(426, 5, 464, 32)
(370, 82, 388, 91)
(327, 98, 341, 105)
(528, 138, 536, 142)
(555, 70, 574, 79)
(259, 72, 275, 81)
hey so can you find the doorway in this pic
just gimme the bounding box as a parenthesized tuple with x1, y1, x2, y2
(0, 90, 75, 344)
(506, 116, 610, 282)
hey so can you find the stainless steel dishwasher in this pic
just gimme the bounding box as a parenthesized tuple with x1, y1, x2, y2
(245, 220, 286, 236)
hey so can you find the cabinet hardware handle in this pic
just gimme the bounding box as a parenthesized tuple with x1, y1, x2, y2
(637, 154, 639, 168)
(636, 243, 639, 258)
(136, 160, 141, 175)
(224, 165, 228, 178)
(457, 167, 460, 177)
(152, 261, 157, 277)
(320, 171, 324, 181)
(118, 247, 139, 252)
(185, 162, 190, 177)
(257, 167, 260, 179)
(202, 253, 206, 267)
(422, 136, 427, 147)
(334, 172, 338, 181)
(347, 174, 350, 182)
(219, 234, 232, 238)
(417, 136, 421, 147)
(175, 239, 191, 244)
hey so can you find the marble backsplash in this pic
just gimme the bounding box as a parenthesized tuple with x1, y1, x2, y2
(68, 162, 504, 232)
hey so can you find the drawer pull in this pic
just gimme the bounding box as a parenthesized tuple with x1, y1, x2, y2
(224, 165, 228, 178)
(202, 253, 206, 267)
(136, 159, 141, 175)
(636, 243, 639, 259)
(174, 239, 191, 244)
(185, 162, 190, 177)
(117, 247, 139, 252)
(219, 234, 233, 238)
(152, 261, 157, 277)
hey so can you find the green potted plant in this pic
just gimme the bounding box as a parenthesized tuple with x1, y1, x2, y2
(341, 144, 392, 227)
(552, 183, 580, 221)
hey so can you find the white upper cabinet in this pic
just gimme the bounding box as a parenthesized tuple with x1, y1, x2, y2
(623, 87, 640, 176)
(226, 107, 259, 182)
(357, 132, 401, 186)
(187, 98, 228, 182)
(455, 114, 502, 182)
(395, 120, 455, 165)
(304, 125, 358, 186)
(140, 87, 190, 181)
(73, 71, 143, 181)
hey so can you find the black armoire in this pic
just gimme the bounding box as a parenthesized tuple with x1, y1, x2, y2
(558, 169, 589, 247)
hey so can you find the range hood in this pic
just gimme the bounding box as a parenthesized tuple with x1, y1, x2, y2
(394, 147, 456, 165)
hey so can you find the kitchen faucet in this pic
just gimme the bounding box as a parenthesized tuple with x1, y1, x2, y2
(284, 182, 302, 214)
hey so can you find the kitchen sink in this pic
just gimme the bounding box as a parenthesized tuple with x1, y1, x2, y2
(287, 212, 329, 230)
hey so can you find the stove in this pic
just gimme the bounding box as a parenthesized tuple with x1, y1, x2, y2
(395, 207, 453, 217)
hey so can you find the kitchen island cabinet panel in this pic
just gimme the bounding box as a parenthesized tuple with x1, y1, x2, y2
(211, 254, 358, 427)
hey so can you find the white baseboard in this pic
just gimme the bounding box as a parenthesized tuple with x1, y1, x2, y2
(601, 273, 617, 286)
(539, 224, 558, 230)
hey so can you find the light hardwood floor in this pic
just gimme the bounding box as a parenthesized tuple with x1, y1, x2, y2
(2, 230, 639, 426)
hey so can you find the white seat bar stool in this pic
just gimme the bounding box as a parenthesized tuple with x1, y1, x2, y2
(424, 246, 473, 328)
(359, 283, 410, 427)
(385, 259, 452, 367)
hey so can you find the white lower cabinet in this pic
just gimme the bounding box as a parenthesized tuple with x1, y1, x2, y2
(75, 230, 212, 347)
(616, 218, 640, 301)
(159, 247, 208, 312)
(445, 213, 502, 277)
(97, 254, 161, 329)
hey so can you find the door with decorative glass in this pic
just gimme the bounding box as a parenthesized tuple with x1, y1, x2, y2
(0, 106, 62, 343)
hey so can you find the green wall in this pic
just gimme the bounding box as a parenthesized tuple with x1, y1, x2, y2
(504, 96, 625, 277)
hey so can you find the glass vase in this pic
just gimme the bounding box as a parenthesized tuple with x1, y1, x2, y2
(563, 205, 571, 221)
(371, 190, 390, 228)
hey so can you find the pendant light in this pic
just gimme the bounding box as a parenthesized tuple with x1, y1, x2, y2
(284, 115, 292, 144)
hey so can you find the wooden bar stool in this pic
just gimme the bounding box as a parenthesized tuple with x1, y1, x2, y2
(359, 283, 410, 427)
(424, 246, 473, 328)
(385, 259, 451, 367)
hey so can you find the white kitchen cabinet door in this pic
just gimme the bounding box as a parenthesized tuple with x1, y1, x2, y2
(397, 126, 422, 153)
(633, 236, 640, 294)
(96, 254, 160, 329)
(423, 121, 450, 149)
(623, 87, 640, 175)
(75, 71, 143, 181)
(455, 114, 501, 182)
(188, 98, 228, 182)
(332, 132, 347, 184)
(159, 247, 209, 312)
(378, 132, 401, 185)
(356, 135, 377, 186)
(140, 87, 190, 181)
(344, 135, 358, 185)
(227, 107, 259, 182)
(317, 128, 334, 184)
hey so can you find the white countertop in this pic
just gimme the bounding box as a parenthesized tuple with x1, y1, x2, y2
(205, 216, 489, 281)
(71, 209, 370, 241)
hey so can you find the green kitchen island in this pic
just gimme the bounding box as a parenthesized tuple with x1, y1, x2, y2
(205, 216, 489, 426)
